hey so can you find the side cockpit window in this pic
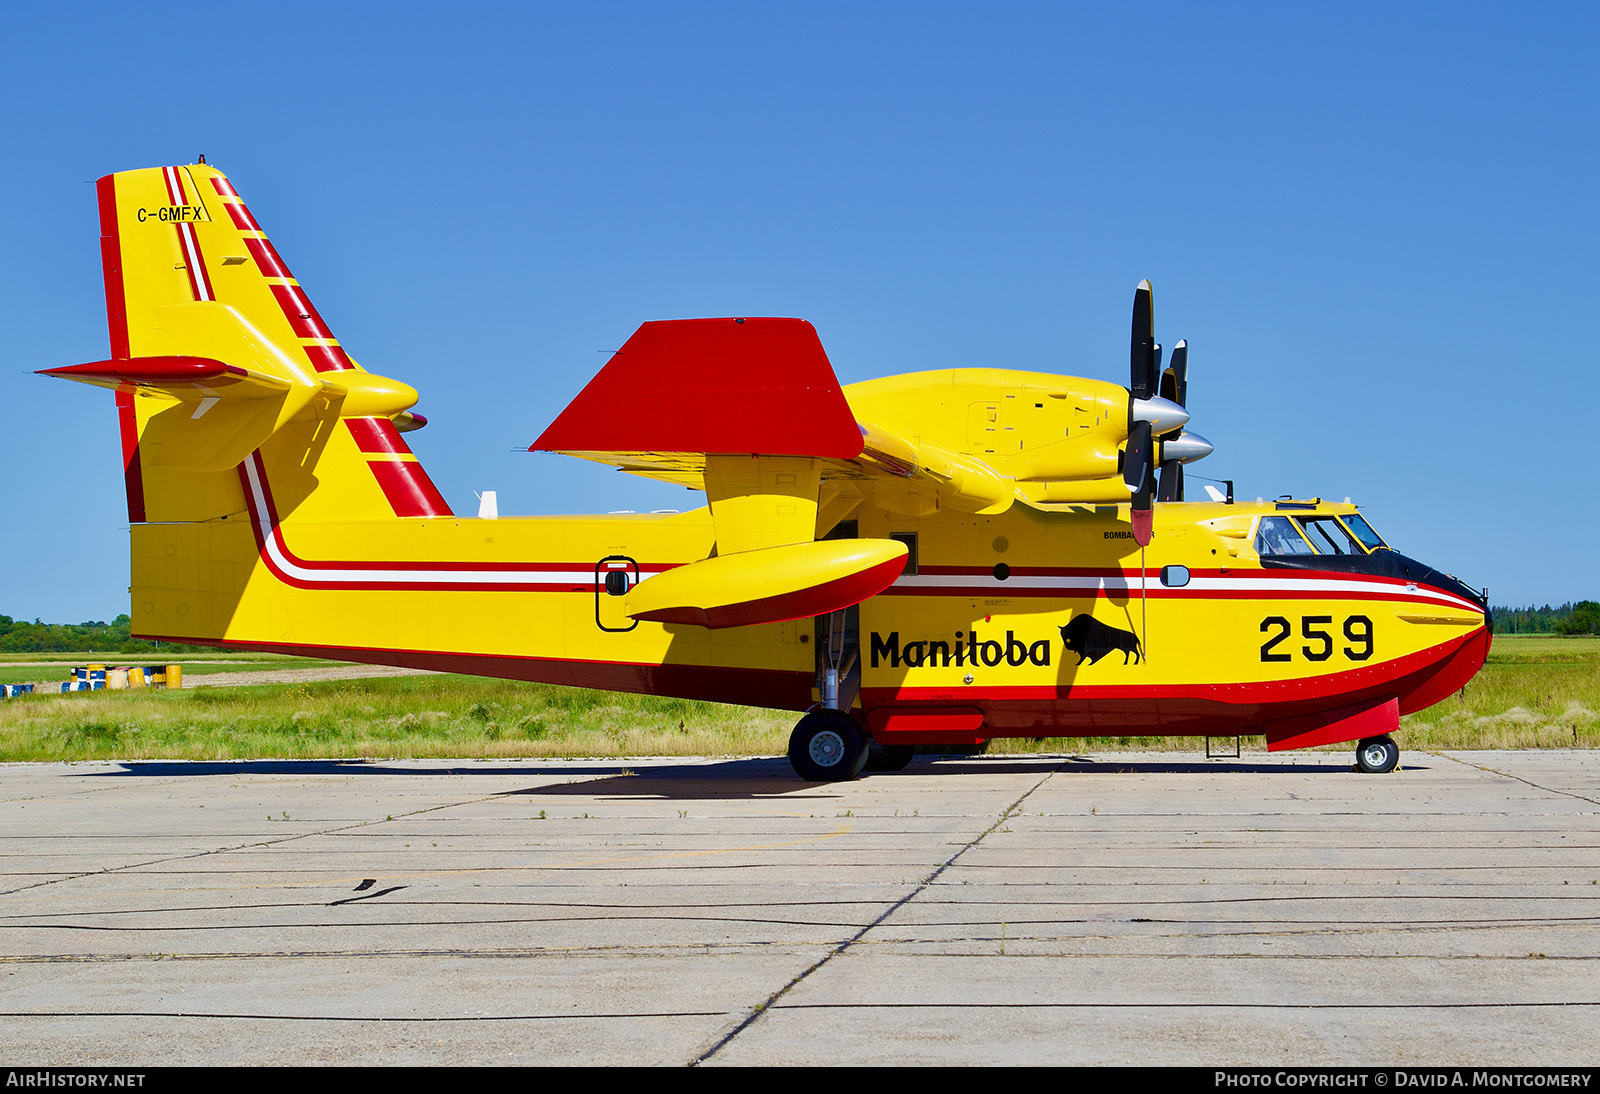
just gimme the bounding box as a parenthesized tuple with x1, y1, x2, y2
(1254, 516, 1315, 556)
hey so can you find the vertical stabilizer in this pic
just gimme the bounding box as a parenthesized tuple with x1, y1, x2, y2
(70, 164, 451, 525)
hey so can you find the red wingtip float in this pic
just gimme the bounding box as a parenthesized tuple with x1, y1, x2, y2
(43, 161, 1490, 780)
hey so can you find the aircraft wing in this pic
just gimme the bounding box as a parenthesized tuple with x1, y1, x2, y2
(529, 317, 1026, 516)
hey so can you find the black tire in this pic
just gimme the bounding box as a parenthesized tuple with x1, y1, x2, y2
(865, 743, 916, 772)
(1354, 735, 1400, 774)
(788, 709, 869, 782)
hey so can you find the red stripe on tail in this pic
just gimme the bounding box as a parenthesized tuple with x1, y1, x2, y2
(367, 460, 453, 517)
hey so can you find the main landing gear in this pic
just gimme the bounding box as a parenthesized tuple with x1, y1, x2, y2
(866, 742, 916, 772)
(788, 709, 869, 782)
(1354, 735, 1400, 774)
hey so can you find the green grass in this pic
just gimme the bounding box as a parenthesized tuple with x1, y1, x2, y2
(0, 674, 791, 762)
(0, 634, 1591, 761)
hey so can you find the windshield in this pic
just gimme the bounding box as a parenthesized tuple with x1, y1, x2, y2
(1340, 513, 1388, 552)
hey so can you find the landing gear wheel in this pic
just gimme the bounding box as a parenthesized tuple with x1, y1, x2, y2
(1355, 735, 1400, 774)
(866, 743, 916, 772)
(788, 709, 869, 782)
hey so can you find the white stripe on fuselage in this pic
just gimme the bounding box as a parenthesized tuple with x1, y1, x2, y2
(891, 572, 1481, 613)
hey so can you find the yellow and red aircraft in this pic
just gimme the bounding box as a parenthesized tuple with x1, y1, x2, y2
(44, 162, 1491, 780)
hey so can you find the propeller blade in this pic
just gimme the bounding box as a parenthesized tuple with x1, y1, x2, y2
(1123, 419, 1153, 494)
(1159, 338, 1187, 412)
(1130, 280, 1156, 400)
(1158, 460, 1183, 503)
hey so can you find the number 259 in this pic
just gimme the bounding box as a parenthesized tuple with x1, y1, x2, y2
(1259, 615, 1373, 662)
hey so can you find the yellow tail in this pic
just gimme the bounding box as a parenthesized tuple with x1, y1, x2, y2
(47, 163, 450, 529)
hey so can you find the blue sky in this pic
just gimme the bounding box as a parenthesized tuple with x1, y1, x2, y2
(1, 2, 1594, 620)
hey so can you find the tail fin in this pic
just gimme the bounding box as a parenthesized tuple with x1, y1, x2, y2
(44, 163, 450, 524)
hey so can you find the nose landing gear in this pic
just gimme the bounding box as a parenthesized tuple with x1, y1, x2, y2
(1355, 735, 1400, 773)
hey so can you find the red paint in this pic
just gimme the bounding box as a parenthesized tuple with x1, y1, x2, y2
(341, 420, 453, 517)
(243, 235, 293, 279)
(1130, 507, 1153, 546)
(115, 388, 145, 524)
(41, 357, 245, 384)
(301, 344, 356, 372)
(345, 417, 411, 455)
(531, 318, 864, 458)
(210, 176, 239, 198)
(223, 202, 262, 233)
(267, 284, 335, 340)
(630, 552, 906, 629)
(95, 175, 129, 361)
(129, 634, 816, 711)
(366, 460, 454, 518)
(867, 706, 984, 743)
(96, 174, 140, 520)
(1265, 695, 1397, 751)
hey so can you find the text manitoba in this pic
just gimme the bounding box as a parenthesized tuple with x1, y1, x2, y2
(870, 630, 1051, 669)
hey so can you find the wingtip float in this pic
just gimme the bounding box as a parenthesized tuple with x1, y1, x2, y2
(46, 162, 1491, 781)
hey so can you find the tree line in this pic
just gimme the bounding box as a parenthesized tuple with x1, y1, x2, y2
(1491, 602, 1600, 635)
(0, 614, 205, 653)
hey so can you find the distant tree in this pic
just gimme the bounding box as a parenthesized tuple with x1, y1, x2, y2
(1493, 603, 1578, 634)
(0, 612, 203, 653)
(1556, 601, 1600, 636)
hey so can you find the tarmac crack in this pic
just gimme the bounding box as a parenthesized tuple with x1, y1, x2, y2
(1435, 751, 1600, 807)
(0, 775, 624, 900)
(687, 762, 1067, 1066)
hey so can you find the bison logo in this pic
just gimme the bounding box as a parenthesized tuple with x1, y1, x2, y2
(1059, 615, 1143, 665)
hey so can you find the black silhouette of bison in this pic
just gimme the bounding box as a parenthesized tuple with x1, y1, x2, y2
(1059, 615, 1142, 665)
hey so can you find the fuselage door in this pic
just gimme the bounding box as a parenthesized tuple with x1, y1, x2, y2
(595, 555, 640, 632)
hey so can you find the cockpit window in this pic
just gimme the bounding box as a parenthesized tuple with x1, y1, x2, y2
(1295, 516, 1364, 555)
(1340, 513, 1388, 552)
(1254, 516, 1315, 556)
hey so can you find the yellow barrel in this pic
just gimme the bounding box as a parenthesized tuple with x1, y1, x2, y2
(165, 664, 182, 689)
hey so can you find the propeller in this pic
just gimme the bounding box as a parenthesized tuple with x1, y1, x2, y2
(1124, 282, 1212, 544)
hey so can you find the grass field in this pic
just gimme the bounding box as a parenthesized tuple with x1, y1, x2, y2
(0, 635, 1591, 762)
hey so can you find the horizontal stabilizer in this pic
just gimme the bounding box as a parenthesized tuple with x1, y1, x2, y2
(41, 348, 315, 473)
(532, 318, 864, 459)
(40, 355, 292, 392)
(626, 538, 907, 629)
